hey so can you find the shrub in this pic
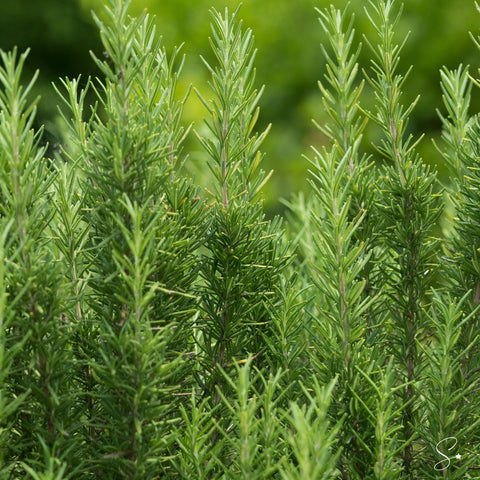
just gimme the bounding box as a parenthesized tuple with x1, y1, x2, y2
(1, 0, 480, 478)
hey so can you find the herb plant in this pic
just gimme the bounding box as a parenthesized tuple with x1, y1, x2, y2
(1, 0, 480, 478)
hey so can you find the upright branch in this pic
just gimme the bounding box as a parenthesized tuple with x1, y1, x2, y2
(418, 292, 480, 480)
(435, 65, 480, 391)
(195, 7, 288, 434)
(306, 7, 387, 478)
(363, 0, 442, 476)
(56, 0, 205, 476)
(316, 3, 376, 301)
(316, 5, 366, 174)
(435, 65, 472, 188)
(0, 48, 75, 476)
(0, 222, 27, 477)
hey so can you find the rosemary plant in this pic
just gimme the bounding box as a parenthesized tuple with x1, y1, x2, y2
(435, 49, 480, 477)
(194, 6, 289, 404)
(418, 292, 480, 479)
(281, 379, 340, 480)
(55, 0, 204, 477)
(307, 6, 380, 479)
(0, 48, 76, 477)
(0, 222, 27, 477)
(1, 0, 480, 478)
(363, 0, 442, 476)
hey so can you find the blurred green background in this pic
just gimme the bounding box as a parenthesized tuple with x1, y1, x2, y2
(0, 0, 479, 215)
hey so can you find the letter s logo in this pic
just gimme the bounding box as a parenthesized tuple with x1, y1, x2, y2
(435, 437, 458, 471)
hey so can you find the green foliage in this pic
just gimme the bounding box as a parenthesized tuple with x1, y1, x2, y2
(2, 0, 480, 478)
(194, 7, 290, 405)
(0, 46, 77, 477)
(74, 0, 480, 209)
(281, 379, 340, 480)
(354, 359, 405, 480)
(418, 291, 480, 479)
(53, 0, 206, 476)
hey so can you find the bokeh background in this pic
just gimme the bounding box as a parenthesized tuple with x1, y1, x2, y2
(1, 0, 479, 215)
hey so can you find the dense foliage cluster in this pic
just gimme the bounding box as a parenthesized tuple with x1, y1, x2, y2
(1, 0, 480, 478)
